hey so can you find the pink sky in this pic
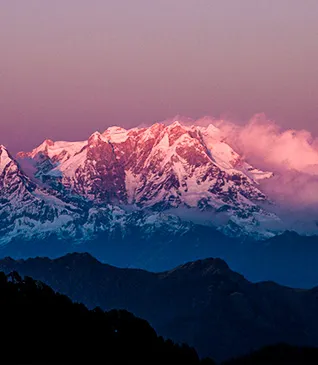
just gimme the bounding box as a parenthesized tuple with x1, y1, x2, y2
(1, 0, 318, 152)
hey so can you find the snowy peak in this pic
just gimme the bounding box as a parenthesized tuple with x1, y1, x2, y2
(0, 145, 15, 174)
(0, 145, 34, 195)
(18, 138, 86, 163)
(17, 139, 54, 160)
(165, 121, 189, 146)
(102, 126, 129, 143)
(88, 131, 102, 145)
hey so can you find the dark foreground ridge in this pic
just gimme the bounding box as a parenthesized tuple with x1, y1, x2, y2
(0, 271, 214, 364)
(1, 253, 318, 362)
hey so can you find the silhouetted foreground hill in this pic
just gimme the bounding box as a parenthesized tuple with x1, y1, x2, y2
(0, 271, 213, 364)
(1, 253, 318, 362)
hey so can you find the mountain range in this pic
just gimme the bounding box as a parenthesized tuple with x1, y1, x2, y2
(0, 121, 317, 287)
(4, 121, 278, 243)
(1, 252, 318, 362)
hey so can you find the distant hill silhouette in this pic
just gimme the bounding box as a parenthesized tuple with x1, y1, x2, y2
(1, 253, 318, 362)
(2, 229, 318, 289)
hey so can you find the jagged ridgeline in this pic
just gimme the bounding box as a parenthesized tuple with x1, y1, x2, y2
(0, 271, 214, 364)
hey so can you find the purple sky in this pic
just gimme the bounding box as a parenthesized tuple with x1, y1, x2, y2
(1, 0, 318, 152)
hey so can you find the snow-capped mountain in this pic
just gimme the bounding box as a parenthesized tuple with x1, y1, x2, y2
(13, 121, 279, 242)
(0, 145, 83, 239)
(0, 120, 280, 249)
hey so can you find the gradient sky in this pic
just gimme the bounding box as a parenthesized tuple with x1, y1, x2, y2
(1, 0, 318, 152)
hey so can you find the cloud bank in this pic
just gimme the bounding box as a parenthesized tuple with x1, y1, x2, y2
(214, 113, 318, 175)
(212, 114, 318, 209)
